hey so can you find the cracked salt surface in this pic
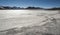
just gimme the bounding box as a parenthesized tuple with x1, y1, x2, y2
(0, 10, 60, 35)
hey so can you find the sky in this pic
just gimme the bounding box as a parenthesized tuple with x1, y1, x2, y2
(0, 0, 60, 8)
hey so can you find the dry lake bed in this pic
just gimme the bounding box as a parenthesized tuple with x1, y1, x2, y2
(0, 10, 60, 35)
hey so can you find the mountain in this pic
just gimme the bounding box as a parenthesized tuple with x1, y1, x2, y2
(26, 7, 43, 9)
(0, 6, 43, 10)
(46, 7, 60, 10)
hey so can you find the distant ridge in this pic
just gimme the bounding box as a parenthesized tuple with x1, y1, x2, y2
(45, 7, 60, 10)
(0, 6, 60, 10)
(0, 6, 43, 10)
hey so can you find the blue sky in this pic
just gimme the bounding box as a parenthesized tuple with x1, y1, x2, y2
(0, 0, 60, 8)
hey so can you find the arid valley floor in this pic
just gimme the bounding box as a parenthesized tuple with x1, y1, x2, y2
(0, 10, 60, 35)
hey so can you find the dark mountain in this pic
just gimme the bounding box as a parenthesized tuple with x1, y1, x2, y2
(26, 7, 43, 9)
(0, 6, 60, 10)
(0, 6, 21, 9)
(0, 6, 43, 10)
(46, 7, 60, 10)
